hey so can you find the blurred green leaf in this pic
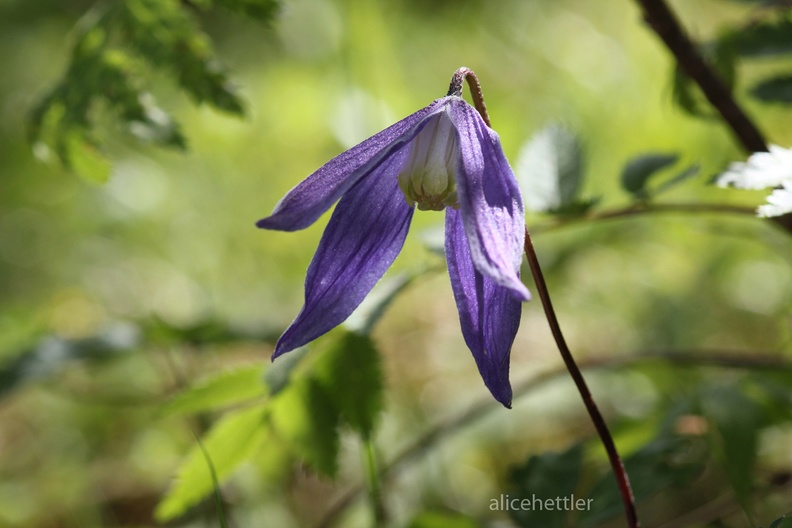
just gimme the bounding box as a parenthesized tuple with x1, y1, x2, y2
(0, 323, 140, 398)
(620, 153, 679, 199)
(314, 332, 383, 439)
(408, 511, 479, 528)
(580, 436, 704, 526)
(192, 433, 230, 528)
(655, 164, 700, 195)
(345, 271, 422, 335)
(770, 515, 792, 528)
(672, 41, 736, 118)
(269, 377, 340, 476)
(508, 444, 583, 528)
(723, 16, 792, 57)
(265, 346, 310, 396)
(160, 365, 266, 416)
(212, 0, 280, 22)
(702, 384, 764, 506)
(120, 0, 245, 115)
(750, 75, 792, 104)
(145, 317, 280, 345)
(29, 0, 272, 180)
(155, 405, 267, 522)
(65, 133, 112, 184)
(516, 124, 584, 213)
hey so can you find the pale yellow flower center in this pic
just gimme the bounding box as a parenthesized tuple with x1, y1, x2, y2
(397, 112, 460, 211)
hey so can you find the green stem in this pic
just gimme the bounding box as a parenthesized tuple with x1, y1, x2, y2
(364, 436, 386, 526)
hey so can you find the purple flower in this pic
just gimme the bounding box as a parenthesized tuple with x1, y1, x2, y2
(257, 93, 530, 407)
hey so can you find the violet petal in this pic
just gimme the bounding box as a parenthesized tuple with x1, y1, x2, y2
(272, 149, 414, 357)
(445, 207, 521, 408)
(257, 98, 448, 232)
(449, 99, 530, 301)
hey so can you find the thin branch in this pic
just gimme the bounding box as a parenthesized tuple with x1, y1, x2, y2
(633, 0, 768, 153)
(523, 227, 640, 528)
(530, 201, 758, 234)
(314, 350, 790, 528)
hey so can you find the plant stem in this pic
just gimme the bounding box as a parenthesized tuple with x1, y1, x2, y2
(633, 0, 768, 153)
(452, 66, 640, 528)
(363, 437, 386, 527)
(523, 227, 641, 528)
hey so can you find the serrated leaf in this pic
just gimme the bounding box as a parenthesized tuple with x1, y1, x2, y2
(751, 75, 792, 104)
(517, 124, 583, 213)
(269, 377, 340, 476)
(121, 0, 245, 116)
(155, 405, 267, 521)
(160, 365, 266, 416)
(620, 153, 679, 199)
(508, 444, 583, 528)
(725, 17, 792, 57)
(314, 332, 383, 439)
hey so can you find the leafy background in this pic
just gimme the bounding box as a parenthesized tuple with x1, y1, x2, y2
(1, 0, 792, 527)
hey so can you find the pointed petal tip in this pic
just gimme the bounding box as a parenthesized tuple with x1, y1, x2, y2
(487, 382, 513, 409)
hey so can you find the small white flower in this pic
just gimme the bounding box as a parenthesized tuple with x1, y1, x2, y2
(758, 181, 792, 218)
(717, 145, 792, 217)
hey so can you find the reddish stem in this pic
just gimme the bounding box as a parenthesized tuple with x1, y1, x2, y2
(524, 227, 640, 528)
(451, 66, 640, 528)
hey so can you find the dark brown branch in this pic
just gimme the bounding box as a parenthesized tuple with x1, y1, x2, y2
(634, 0, 768, 153)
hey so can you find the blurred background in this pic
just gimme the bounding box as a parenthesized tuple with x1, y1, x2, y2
(1, 0, 792, 526)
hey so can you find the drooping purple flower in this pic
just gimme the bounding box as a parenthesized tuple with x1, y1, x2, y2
(257, 78, 530, 407)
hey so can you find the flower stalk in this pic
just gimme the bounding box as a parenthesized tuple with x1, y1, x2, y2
(453, 67, 640, 528)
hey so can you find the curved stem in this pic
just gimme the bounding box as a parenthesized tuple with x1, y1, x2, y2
(452, 66, 640, 527)
(363, 437, 386, 526)
(523, 226, 641, 528)
(448, 67, 492, 127)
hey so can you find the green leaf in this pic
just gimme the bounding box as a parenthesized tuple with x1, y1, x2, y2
(192, 433, 230, 528)
(516, 124, 584, 213)
(508, 444, 583, 528)
(702, 384, 764, 506)
(121, 0, 245, 115)
(213, 0, 280, 22)
(155, 405, 267, 522)
(724, 17, 792, 57)
(314, 332, 384, 439)
(750, 75, 792, 104)
(770, 515, 792, 528)
(344, 272, 419, 335)
(655, 164, 700, 196)
(66, 133, 112, 184)
(269, 377, 340, 476)
(265, 346, 309, 396)
(580, 436, 704, 526)
(160, 365, 266, 416)
(408, 511, 479, 528)
(0, 323, 140, 398)
(620, 153, 679, 199)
